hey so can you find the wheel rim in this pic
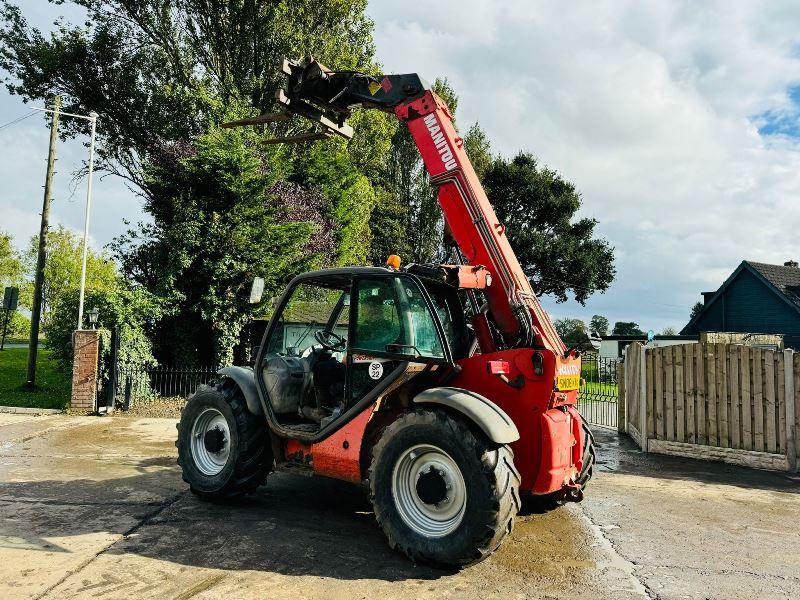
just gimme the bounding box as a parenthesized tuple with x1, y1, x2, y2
(190, 407, 231, 476)
(391, 444, 467, 538)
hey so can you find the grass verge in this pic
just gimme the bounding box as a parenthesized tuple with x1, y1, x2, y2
(0, 347, 71, 409)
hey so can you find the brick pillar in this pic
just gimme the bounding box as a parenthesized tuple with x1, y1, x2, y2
(71, 330, 100, 411)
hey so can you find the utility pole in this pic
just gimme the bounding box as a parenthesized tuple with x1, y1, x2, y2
(26, 95, 60, 390)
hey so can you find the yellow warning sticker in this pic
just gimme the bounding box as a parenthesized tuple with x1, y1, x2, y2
(557, 375, 580, 391)
(368, 81, 381, 95)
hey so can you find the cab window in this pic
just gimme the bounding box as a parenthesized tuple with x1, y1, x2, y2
(352, 276, 448, 361)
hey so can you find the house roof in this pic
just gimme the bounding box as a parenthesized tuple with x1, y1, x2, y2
(681, 260, 800, 334)
(747, 261, 800, 307)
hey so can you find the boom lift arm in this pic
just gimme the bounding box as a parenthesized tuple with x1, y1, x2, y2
(229, 57, 565, 355)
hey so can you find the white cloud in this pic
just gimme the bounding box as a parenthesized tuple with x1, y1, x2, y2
(2, 1, 800, 335)
(369, 0, 800, 332)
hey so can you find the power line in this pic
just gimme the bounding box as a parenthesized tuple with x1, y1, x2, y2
(0, 110, 37, 132)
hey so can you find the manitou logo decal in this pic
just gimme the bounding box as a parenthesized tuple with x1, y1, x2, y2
(423, 113, 457, 171)
(558, 364, 580, 376)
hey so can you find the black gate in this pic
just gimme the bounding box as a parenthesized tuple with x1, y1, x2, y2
(577, 353, 620, 429)
(112, 364, 219, 410)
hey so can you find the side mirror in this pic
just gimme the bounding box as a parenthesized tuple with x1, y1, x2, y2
(249, 277, 265, 304)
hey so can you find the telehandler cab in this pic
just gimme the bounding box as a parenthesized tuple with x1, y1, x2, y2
(177, 57, 595, 568)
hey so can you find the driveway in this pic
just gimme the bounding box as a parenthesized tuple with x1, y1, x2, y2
(0, 414, 797, 599)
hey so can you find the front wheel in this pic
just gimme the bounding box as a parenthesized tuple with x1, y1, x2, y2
(177, 379, 272, 501)
(369, 410, 520, 568)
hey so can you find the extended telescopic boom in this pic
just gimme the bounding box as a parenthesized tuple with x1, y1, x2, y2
(226, 57, 565, 354)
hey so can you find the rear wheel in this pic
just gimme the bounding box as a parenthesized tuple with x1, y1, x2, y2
(577, 417, 596, 487)
(369, 410, 520, 568)
(177, 379, 272, 501)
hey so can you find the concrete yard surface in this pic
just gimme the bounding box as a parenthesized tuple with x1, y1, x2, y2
(0, 414, 798, 599)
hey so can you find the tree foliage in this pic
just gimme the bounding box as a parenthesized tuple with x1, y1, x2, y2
(112, 128, 334, 366)
(612, 321, 644, 336)
(0, 0, 379, 185)
(463, 121, 492, 182)
(0, 230, 24, 289)
(690, 301, 703, 320)
(371, 78, 459, 265)
(554, 317, 588, 348)
(483, 153, 615, 304)
(1, 0, 387, 363)
(288, 140, 375, 266)
(589, 314, 609, 336)
(46, 286, 158, 373)
(22, 225, 118, 329)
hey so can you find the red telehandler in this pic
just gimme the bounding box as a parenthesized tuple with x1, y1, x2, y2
(177, 57, 595, 568)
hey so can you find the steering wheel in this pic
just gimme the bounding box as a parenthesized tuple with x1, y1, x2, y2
(314, 329, 346, 352)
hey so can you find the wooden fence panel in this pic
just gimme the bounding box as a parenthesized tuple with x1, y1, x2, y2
(741, 346, 752, 451)
(730, 346, 740, 449)
(753, 348, 764, 452)
(707, 345, 718, 446)
(686, 344, 695, 444)
(717, 343, 728, 447)
(696, 344, 706, 445)
(665, 347, 675, 441)
(777, 352, 786, 454)
(795, 354, 800, 462)
(655, 347, 664, 440)
(646, 348, 655, 437)
(765, 351, 776, 453)
(677, 346, 684, 441)
(635, 343, 796, 470)
(625, 343, 642, 445)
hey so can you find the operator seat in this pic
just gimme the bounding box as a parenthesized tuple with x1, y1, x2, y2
(310, 353, 346, 406)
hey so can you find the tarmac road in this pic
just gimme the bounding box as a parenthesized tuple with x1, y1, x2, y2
(0, 414, 797, 599)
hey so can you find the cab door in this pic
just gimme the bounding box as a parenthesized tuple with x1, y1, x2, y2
(347, 274, 453, 403)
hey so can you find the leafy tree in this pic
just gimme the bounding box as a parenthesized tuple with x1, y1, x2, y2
(463, 121, 493, 181)
(2, 0, 385, 268)
(690, 301, 703, 320)
(612, 321, 644, 336)
(554, 317, 588, 348)
(0, 230, 23, 289)
(365, 187, 409, 266)
(0, 0, 380, 187)
(22, 225, 118, 329)
(5, 311, 29, 338)
(483, 153, 615, 304)
(112, 128, 336, 367)
(374, 78, 459, 265)
(661, 326, 677, 335)
(589, 314, 609, 336)
(289, 140, 375, 266)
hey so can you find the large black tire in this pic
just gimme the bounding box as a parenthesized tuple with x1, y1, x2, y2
(576, 417, 596, 488)
(368, 409, 520, 568)
(177, 379, 272, 501)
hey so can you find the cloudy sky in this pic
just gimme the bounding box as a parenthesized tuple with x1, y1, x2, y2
(2, 1, 800, 334)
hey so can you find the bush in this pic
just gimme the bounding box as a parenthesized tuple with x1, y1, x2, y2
(2, 310, 29, 339)
(45, 285, 159, 373)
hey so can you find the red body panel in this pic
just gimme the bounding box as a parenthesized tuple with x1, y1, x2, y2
(451, 350, 583, 493)
(286, 405, 374, 484)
